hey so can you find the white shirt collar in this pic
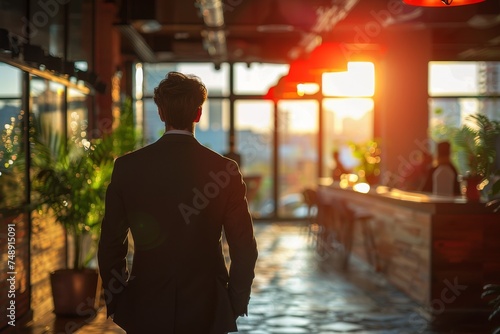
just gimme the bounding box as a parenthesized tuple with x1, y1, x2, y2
(164, 129, 194, 136)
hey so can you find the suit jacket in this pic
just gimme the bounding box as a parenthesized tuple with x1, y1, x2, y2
(97, 134, 258, 334)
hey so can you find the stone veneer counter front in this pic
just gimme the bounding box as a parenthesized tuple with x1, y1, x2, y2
(317, 178, 500, 322)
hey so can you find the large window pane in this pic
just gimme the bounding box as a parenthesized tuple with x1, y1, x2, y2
(143, 64, 177, 96)
(0, 63, 22, 97)
(322, 98, 374, 177)
(429, 97, 500, 143)
(143, 98, 163, 144)
(0, 99, 25, 208)
(143, 63, 230, 97)
(196, 99, 229, 154)
(178, 63, 229, 96)
(142, 97, 229, 150)
(235, 100, 273, 217)
(278, 100, 318, 218)
(323, 62, 375, 97)
(31, 77, 65, 140)
(233, 63, 289, 95)
(429, 61, 500, 96)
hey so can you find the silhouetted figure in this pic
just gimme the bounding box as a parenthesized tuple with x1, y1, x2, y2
(332, 150, 349, 181)
(98, 72, 258, 334)
(421, 141, 461, 196)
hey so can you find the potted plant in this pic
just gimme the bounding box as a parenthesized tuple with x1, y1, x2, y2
(30, 99, 139, 316)
(350, 139, 382, 185)
(482, 179, 500, 333)
(30, 127, 114, 316)
(451, 114, 500, 201)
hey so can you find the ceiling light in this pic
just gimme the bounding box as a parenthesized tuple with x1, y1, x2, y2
(139, 20, 162, 33)
(197, 0, 224, 28)
(402, 0, 484, 6)
(297, 83, 320, 96)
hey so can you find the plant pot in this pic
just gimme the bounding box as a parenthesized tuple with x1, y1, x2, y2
(50, 268, 98, 316)
(465, 176, 483, 202)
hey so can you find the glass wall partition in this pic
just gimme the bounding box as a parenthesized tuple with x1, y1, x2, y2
(233, 63, 289, 95)
(429, 61, 500, 139)
(234, 100, 274, 217)
(321, 62, 376, 182)
(136, 61, 377, 219)
(142, 63, 230, 147)
(0, 63, 25, 211)
(30, 77, 66, 140)
(0, 63, 29, 331)
(277, 100, 319, 218)
(428, 61, 500, 176)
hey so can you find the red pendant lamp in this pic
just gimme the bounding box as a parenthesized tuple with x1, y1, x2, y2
(402, 0, 484, 6)
(305, 42, 348, 74)
(285, 59, 320, 84)
(284, 59, 322, 96)
(266, 75, 302, 100)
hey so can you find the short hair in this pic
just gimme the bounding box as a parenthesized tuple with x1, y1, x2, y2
(153, 72, 208, 130)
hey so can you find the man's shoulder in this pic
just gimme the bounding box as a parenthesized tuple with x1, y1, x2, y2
(114, 142, 156, 164)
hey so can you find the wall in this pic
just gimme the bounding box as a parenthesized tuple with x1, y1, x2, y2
(29, 212, 66, 322)
(378, 28, 433, 187)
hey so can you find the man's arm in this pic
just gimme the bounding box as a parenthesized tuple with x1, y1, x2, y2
(222, 161, 258, 317)
(97, 159, 130, 318)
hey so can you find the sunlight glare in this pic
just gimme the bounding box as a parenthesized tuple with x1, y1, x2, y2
(322, 62, 375, 97)
(297, 83, 320, 96)
(235, 101, 273, 132)
(278, 100, 318, 134)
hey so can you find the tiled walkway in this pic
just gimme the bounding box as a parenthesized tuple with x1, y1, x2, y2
(68, 222, 493, 333)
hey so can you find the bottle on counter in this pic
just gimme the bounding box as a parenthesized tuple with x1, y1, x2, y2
(432, 164, 455, 196)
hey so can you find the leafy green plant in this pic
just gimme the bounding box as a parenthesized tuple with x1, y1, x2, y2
(482, 284, 500, 334)
(350, 139, 382, 184)
(31, 128, 115, 269)
(29, 98, 140, 270)
(452, 114, 500, 180)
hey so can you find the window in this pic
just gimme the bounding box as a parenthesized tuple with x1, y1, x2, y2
(321, 62, 376, 179)
(234, 100, 274, 217)
(233, 63, 289, 95)
(428, 61, 500, 142)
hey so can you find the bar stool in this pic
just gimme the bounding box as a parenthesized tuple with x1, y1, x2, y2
(301, 188, 319, 246)
(316, 194, 380, 271)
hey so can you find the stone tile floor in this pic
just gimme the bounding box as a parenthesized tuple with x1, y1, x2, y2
(21, 222, 497, 333)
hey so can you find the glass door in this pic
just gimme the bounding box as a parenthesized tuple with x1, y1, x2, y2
(277, 99, 319, 218)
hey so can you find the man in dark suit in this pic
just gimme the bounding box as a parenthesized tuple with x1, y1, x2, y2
(97, 71, 258, 334)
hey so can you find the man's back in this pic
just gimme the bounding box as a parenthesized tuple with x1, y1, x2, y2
(98, 133, 258, 334)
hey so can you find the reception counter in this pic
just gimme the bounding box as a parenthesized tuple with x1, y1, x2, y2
(317, 178, 500, 319)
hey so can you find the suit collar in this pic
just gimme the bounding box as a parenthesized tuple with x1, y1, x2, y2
(157, 133, 199, 144)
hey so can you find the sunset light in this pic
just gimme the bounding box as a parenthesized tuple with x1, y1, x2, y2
(322, 62, 375, 97)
